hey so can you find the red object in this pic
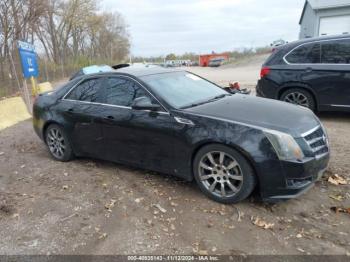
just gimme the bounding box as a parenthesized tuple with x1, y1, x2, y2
(199, 53, 229, 67)
(33, 94, 39, 103)
(229, 82, 240, 90)
(260, 67, 271, 78)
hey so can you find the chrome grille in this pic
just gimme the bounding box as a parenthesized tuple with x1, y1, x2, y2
(302, 126, 329, 157)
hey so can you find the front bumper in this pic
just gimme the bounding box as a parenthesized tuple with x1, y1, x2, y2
(258, 153, 330, 203)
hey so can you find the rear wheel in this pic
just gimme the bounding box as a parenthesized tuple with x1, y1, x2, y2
(45, 124, 73, 162)
(193, 144, 256, 204)
(280, 88, 316, 111)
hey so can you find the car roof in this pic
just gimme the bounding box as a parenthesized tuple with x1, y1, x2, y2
(285, 34, 350, 48)
(71, 66, 185, 82)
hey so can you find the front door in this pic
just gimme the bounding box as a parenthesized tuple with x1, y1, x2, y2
(317, 39, 350, 109)
(98, 76, 179, 174)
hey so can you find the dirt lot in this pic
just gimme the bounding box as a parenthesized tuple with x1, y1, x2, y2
(0, 59, 350, 256)
(188, 54, 268, 89)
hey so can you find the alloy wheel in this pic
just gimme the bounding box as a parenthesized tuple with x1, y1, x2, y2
(198, 151, 243, 198)
(46, 128, 66, 159)
(283, 92, 309, 107)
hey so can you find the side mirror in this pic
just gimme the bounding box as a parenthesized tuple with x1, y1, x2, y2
(131, 96, 161, 111)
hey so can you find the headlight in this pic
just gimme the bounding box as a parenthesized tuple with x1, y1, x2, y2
(264, 129, 304, 161)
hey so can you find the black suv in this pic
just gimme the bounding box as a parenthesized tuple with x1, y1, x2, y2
(256, 35, 350, 112)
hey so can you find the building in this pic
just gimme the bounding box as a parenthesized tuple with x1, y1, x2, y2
(199, 53, 229, 67)
(299, 0, 350, 39)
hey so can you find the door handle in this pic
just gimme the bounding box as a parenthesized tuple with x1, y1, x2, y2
(305, 67, 313, 73)
(66, 108, 74, 114)
(100, 115, 115, 124)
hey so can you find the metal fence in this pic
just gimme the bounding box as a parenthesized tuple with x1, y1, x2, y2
(37, 60, 82, 84)
(0, 55, 82, 98)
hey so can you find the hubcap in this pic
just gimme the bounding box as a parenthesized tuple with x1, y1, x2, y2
(46, 128, 66, 159)
(198, 151, 243, 198)
(283, 92, 309, 108)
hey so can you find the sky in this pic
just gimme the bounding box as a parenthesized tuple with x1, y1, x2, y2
(102, 0, 306, 57)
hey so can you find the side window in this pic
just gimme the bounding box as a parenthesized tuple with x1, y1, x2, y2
(285, 43, 321, 64)
(321, 40, 350, 64)
(66, 78, 103, 102)
(104, 77, 149, 107)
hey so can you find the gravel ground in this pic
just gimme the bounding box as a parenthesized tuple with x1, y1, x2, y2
(187, 54, 268, 89)
(0, 61, 349, 256)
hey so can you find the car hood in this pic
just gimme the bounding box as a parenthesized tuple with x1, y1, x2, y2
(183, 94, 320, 137)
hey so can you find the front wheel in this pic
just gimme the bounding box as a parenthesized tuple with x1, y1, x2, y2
(45, 124, 74, 162)
(193, 144, 256, 204)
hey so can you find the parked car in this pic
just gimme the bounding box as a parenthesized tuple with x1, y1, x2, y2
(257, 35, 350, 112)
(208, 58, 225, 67)
(270, 39, 288, 48)
(33, 67, 329, 204)
(70, 65, 114, 80)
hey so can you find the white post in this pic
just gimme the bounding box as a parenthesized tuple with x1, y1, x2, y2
(22, 79, 32, 114)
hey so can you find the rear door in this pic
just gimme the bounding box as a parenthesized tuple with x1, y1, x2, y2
(60, 77, 106, 156)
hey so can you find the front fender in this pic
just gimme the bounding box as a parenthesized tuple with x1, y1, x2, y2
(187, 119, 288, 199)
(172, 113, 280, 188)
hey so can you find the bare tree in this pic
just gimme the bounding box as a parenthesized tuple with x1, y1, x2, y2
(0, 0, 130, 96)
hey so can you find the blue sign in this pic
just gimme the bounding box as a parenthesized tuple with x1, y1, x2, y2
(17, 41, 39, 78)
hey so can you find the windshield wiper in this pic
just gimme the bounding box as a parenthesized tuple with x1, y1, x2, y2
(180, 93, 230, 109)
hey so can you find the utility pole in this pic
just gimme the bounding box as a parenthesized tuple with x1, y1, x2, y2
(110, 42, 113, 65)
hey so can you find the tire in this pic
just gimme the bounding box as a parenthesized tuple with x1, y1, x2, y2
(45, 124, 74, 162)
(193, 144, 256, 204)
(280, 88, 316, 111)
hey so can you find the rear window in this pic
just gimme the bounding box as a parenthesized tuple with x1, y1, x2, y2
(285, 43, 321, 64)
(65, 78, 104, 102)
(321, 39, 350, 64)
(263, 47, 285, 66)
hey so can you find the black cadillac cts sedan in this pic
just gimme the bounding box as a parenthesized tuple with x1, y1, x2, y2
(33, 67, 330, 203)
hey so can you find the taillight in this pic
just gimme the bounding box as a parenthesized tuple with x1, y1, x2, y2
(260, 67, 270, 78)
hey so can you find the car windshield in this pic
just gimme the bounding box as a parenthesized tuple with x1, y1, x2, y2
(141, 72, 228, 109)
